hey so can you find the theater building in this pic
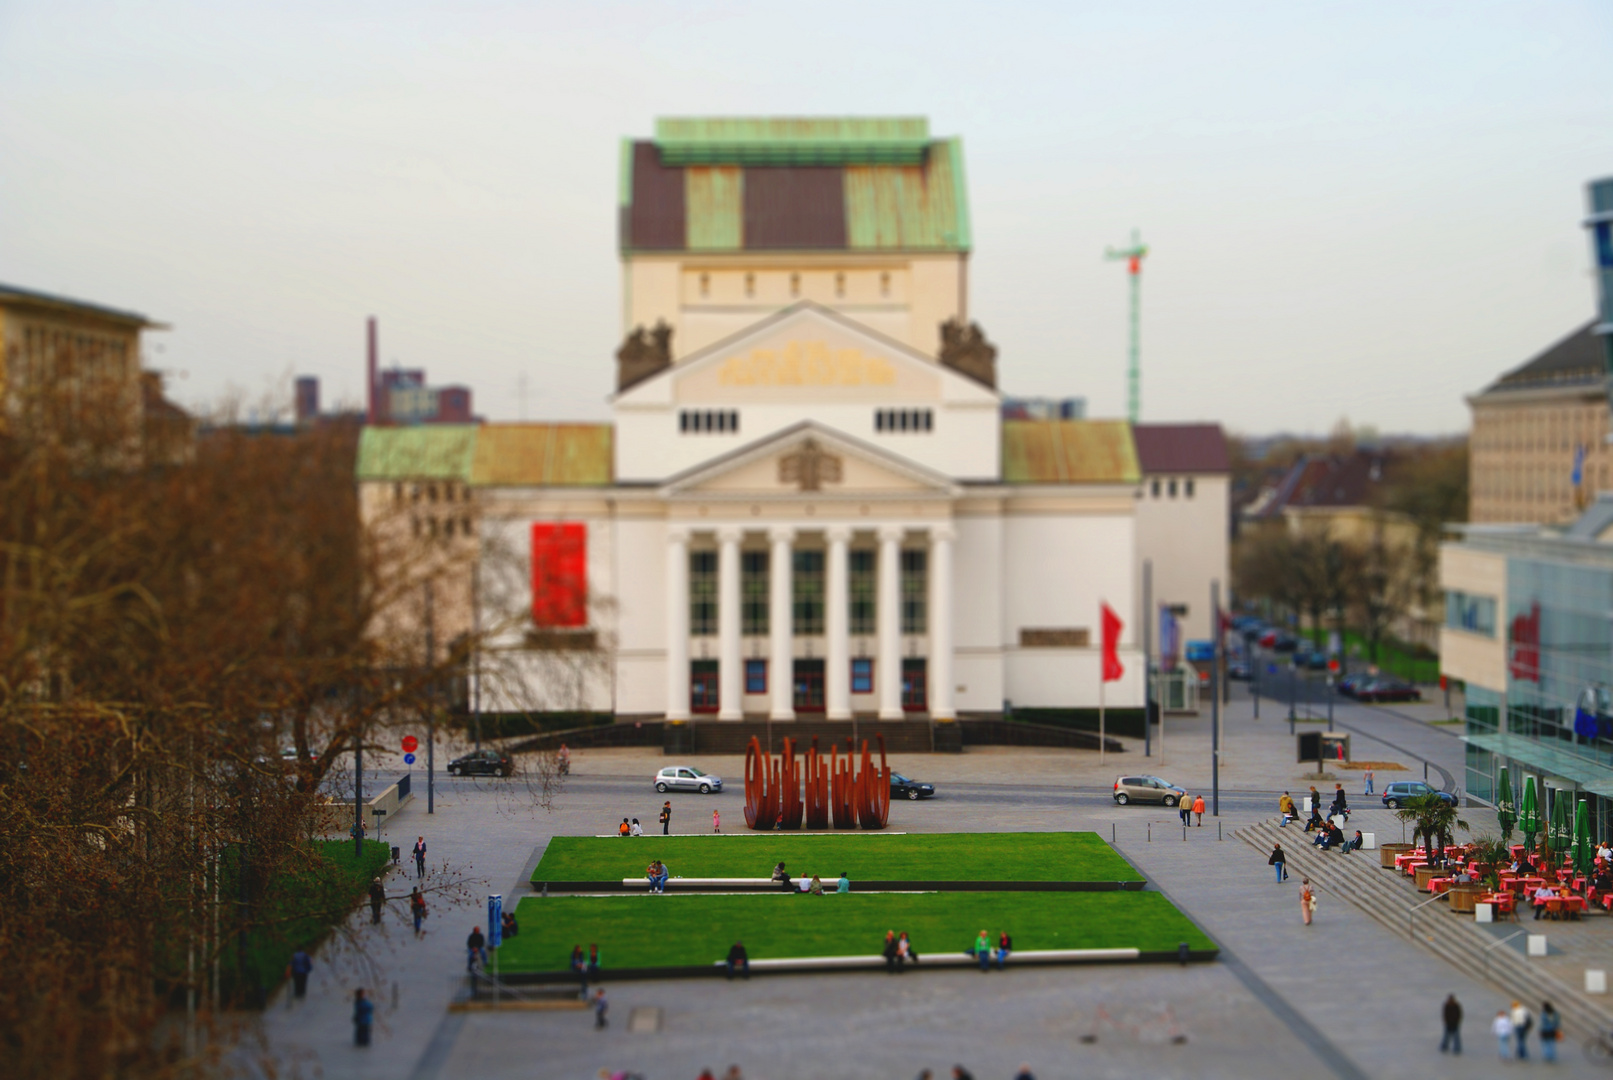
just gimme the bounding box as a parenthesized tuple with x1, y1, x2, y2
(359, 119, 1235, 726)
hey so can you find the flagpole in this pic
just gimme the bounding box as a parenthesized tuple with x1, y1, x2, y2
(1099, 666, 1106, 768)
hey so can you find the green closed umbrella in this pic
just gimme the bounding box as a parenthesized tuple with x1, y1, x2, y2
(1496, 766, 1516, 842)
(1575, 798, 1594, 877)
(1550, 790, 1572, 872)
(1519, 776, 1540, 851)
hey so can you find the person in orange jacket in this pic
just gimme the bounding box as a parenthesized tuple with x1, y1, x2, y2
(1192, 794, 1206, 826)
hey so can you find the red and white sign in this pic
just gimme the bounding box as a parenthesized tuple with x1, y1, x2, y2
(401, 736, 418, 753)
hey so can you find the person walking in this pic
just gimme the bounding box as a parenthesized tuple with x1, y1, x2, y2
(1439, 994, 1462, 1054)
(1363, 768, 1375, 796)
(466, 925, 486, 972)
(1192, 794, 1206, 826)
(1492, 1009, 1513, 1061)
(367, 878, 386, 925)
(1307, 785, 1321, 818)
(1269, 843, 1288, 883)
(592, 987, 609, 1029)
(1540, 1001, 1560, 1063)
(1510, 1000, 1533, 1060)
(410, 887, 428, 937)
(289, 949, 312, 1000)
(659, 801, 672, 835)
(412, 836, 427, 879)
(1177, 792, 1192, 828)
(713, 808, 721, 833)
(1299, 879, 1316, 926)
(352, 988, 374, 1047)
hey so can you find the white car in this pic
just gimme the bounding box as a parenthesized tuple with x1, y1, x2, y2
(653, 765, 723, 794)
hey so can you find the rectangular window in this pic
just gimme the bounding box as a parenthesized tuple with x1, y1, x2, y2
(793, 549, 825, 635)
(875, 408, 934, 433)
(679, 409, 739, 434)
(741, 551, 769, 635)
(689, 550, 718, 636)
(531, 522, 587, 627)
(744, 659, 768, 694)
(850, 658, 874, 694)
(900, 549, 927, 634)
(1445, 590, 1497, 638)
(849, 549, 876, 635)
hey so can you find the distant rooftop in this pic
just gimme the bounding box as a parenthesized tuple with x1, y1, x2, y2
(1132, 423, 1229, 475)
(653, 117, 932, 166)
(0, 282, 164, 329)
(1476, 321, 1603, 397)
(1001, 420, 1140, 485)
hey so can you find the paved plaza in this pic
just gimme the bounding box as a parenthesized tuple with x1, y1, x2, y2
(251, 687, 1613, 1079)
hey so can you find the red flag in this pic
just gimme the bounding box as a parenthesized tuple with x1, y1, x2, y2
(1101, 603, 1124, 682)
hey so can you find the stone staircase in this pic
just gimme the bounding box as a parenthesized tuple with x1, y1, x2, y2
(1238, 819, 1613, 1039)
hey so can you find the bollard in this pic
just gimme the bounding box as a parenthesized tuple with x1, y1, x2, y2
(1183, 825, 1187, 842)
(1588, 970, 1607, 994)
(1148, 822, 1151, 843)
(1218, 822, 1222, 841)
(1112, 823, 1116, 844)
(1178, 941, 1189, 967)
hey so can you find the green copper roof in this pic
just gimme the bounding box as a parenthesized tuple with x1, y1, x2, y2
(1002, 420, 1140, 485)
(356, 425, 478, 481)
(654, 117, 931, 166)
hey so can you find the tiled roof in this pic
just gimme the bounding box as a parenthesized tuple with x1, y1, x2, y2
(356, 424, 614, 486)
(1478, 322, 1604, 395)
(1247, 449, 1397, 517)
(1132, 423, 1229, 474)
(620, 117, 969, 254)
(0, 282, 163, 328)
(470, 424, 613, 487)
(1001, 420, 1140, 484)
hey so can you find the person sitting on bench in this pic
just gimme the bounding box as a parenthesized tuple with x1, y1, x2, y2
(772, 862, 792, 892)
(646, 859, 669, 893)
(725, 941, 749, 980)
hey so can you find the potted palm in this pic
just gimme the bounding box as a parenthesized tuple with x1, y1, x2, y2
(1395, 793, 1469, 871)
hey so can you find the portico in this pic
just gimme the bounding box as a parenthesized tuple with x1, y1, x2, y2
(663, 519, 955, 723)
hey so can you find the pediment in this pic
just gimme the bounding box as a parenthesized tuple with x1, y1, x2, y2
(660, 421, 960, 499)
(616, 302, 998, 407)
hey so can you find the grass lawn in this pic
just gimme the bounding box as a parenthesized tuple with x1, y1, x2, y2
(531, 832, 1142, 884)
(498, 891, 1212, 972)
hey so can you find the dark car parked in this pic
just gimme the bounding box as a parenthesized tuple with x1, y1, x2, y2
(1335, 672, 1372, 698)
(1381, 780, 1456, 809)
(1355, 676, 1420, 703)
(891, 773, 935, 800)
(447, 748, 513, 777)
(1226, 658, 1251, 681)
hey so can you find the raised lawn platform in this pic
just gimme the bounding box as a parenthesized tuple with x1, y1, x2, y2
(497, 892, 1213, 977)
(531, 831, 1142, 888)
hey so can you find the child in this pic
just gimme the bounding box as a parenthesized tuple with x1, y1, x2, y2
(713, 808, 721, 833)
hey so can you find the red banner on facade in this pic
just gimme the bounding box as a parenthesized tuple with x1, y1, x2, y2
(531, 523, 587, 628)
(1509, 601, 1540, 683)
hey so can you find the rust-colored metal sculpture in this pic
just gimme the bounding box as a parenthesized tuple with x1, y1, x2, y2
(747, 733, 888, 830)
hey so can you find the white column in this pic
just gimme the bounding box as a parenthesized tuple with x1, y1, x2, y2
(665, 527, 690, 721)
(877, 525, 904, 720)
(929, 524, 955, 720)
(769, 526, 795, 721)
(826, 526, 852, 720)
(717, 528, 743, 720)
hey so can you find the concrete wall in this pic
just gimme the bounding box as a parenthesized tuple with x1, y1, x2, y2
(1134, 473, 1229, 645)
(1438, 543, 1507, 692)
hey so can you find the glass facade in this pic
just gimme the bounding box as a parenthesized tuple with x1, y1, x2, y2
(849, 550, 876, 635)
(741, 551, 768, 635)
(793, 550, 825, 635)
(689, 551, 717, 636)
(1503, 555, 1613, 762)
(900, 549, 927, 634)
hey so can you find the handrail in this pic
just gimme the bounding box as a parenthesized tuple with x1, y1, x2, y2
(1409, 887, 1451, 938)
(1482, 927, 1529, 980)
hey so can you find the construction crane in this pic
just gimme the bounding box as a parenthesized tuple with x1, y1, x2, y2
(1104, 229, 1149, 424)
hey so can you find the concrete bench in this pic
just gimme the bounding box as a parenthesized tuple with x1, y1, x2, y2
(623, 877, 798, 889)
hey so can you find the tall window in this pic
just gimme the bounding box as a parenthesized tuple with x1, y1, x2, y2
(900, 550, 927, 634)
(741, 551, 769, 635)
(689, 551, 717, 636)
(849, 550, 876, 634)
(793, 550, 825, 635)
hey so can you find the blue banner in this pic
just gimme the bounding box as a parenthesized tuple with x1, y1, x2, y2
(488, 894, 503, 949)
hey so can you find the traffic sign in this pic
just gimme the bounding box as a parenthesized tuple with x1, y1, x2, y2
(402, 736, 418, 753)
(403, 752, 416, 765)
(1328, 658, 1339, 673)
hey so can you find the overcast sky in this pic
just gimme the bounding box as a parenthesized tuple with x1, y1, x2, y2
(1, 1, 1608, 434)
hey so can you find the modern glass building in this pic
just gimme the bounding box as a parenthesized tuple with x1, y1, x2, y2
(1442, 501, 1613, 840)
(1588, 176, 1613, 377)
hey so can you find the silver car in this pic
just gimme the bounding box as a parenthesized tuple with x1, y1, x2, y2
(1112, 775, 1185, 806)
(653, 765, 723, 794)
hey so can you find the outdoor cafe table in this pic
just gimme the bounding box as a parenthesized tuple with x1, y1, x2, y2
(1430, 878, 1456, 895)
(1544, 895, 1587, 920)
(1479, 892, 1517, 918)
(1509, 876, 1546, 895)
(1396, 852, 1427, 871)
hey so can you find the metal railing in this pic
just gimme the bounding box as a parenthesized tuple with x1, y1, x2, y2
(1482, 928, 1528, 981)
(1409, 887, 1451, 938)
